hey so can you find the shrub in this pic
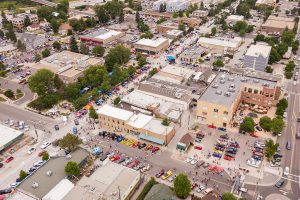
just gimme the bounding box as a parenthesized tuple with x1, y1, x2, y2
(4, 89, 14, 98)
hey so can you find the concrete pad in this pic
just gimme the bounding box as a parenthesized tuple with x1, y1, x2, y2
(265, 193, 290, 200)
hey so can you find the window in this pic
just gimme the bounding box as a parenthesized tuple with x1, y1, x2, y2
(214, 109, 218, 113)
(122, 122, 125, 125)
(254, 89, 258, 94)
(223, 111, 228, 115)
(202, 112, 207, 115)
(260, 90, 263, 94)
(248, 88, 252, 93)
(244, 87, 247, 91)
(112, 120, 115, 123)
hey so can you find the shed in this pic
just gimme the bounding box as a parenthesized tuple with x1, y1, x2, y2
(176, 133, 193, 151)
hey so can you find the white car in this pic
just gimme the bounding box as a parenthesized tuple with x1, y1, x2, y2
(9, 182, 19, 188)
(283, 112, 287, 118)
(33, 160, 44, 167)
(27, 147, 36, 154)
(191, 158, 199, 165)
(186, 156, 194, 163)
(40, 141, 51, 149)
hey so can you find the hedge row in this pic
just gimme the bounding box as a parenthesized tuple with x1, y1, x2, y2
(136, 177, 158, 200)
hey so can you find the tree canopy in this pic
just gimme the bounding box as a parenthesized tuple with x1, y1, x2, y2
(65, 161, 80, 176)
(92, 45, 105, 57)
(173, 173, 191, 199)
(89, 106, 98, 120)
(240, 117, 255, 133)
(59, 133, 82, 151)
(221, 192, 237, 200)
(104, 45, 131, 71)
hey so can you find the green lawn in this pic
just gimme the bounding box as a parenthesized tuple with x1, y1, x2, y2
(0, 1, 35, 10)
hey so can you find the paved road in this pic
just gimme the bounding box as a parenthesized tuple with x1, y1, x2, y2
(0, 78, 34, 105)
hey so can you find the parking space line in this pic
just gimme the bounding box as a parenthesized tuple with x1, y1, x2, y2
(281, 176, 300, 183)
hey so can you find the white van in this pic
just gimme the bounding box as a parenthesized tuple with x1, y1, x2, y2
(283, 166, 289, 176)
(239, 187, 248, 193)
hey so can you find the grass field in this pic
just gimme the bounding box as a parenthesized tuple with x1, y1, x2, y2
(0, 1, 36, 10)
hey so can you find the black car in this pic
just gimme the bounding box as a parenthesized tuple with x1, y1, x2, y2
(275, 179, 285, 188)
(252, 155, 263, 161)
(225, 153, 235, 158)
(255, 126, 262, 131)
(29, 167, 37, 173)
(0, 189, 12, 195)
(117, 158, 126, 164)
(215, 146, 225, 151)
(138, 143, 147, 149)
(216, 144, 225, 148)
(274, 154, 283, 158)
(226, 150, 236, 155)
(0, 163, 3, 168)
(226, 148, 238, 153)
(54, 125, 59, 131)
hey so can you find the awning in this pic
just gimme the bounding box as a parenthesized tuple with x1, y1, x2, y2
(139, 133, 164, 145)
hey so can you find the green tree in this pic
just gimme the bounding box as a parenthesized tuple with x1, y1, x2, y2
(221, 192, 237, 200)
(59, 133, 82, 151)
(94, 6, 110, 23)
(24, 15, 32, 27)
(34, 53, 42, 62)
(92, 45, 105, 57)
(239, 29, 246, 37)
(19, 170, 27, 181)
(174, 173, 191, 199)
(213, 59, 224, 67)
(52, 41, 61, 50)
(64, 83, 80, 101)
(281, 30, 295, 46)
(16, 40, 26, 52)
(4, 89, 14, 98)
(42, 152, 49, 161)
(0, 62, 6, 71)
(271, 116, 285, 134)
(65, 161, 80, 176)
(178, 24, 186, 32)
(136, 10, 140, 23)
(173, 12, 179, 18)
(69, 36, 79, 53)
(119, 11, 124, 23)
(105, 45, 131, 71)
(268, 47, 281, 64)
(211, 27, 217, 36)
(50, 19, 60, 34)
(276, 42, 288, 57)
(114, 96, 121, 105)
(162, 118, 170, 126)
(89, 106, 98, 120)
(149, 68, 158, 77)
(157, 17, 167, 24)
(236, 3, 250, 18)
(80, 43, 89, 55)
(42, 48, 50, 58)
(240, 117, 255, 133)
(0, 30, 4, 38)
(28, 69, 62, 95)
(7, 26, 16, 42)
(265, 139, 279, 161)
(277, 98, 288, 110)
(259, 116, 272, 131)
(140, 31, 154, 39)
(265, 66, 273, 73)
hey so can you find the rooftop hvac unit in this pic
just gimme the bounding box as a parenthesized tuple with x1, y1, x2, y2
(228, 88, 235, 92)
(228, 77, 234, 81)
(230, 83, 235, 88)
(224, 92, 231, 97)
(212, 84, 218, 88)
(220, 79, 225, 84)
(215, 90, 222, 95)
(46, 170, 53, 176)
(262, 83, 269, 87)
(253, 79, 259, 83)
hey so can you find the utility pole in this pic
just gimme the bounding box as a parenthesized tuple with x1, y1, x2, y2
(117, 186, 121, 200)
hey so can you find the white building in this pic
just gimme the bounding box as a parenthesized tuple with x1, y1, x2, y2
(153, 0, 190, 12)
(134, 38, 170, 54)
(198, 37, 242, 54)
(227, 15, 244, 24)
(244, 44, 272, 71)
(0, 125, 24, 152)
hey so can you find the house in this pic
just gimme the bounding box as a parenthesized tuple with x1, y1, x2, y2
(176, 133, 194, 151)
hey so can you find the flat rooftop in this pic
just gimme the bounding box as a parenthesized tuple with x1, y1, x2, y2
(245, 44, 272, 58)
(143, 118, 173, 135)
(127, 113, 153, 129)
(180, 46, 205, 59)
(263, 15, 295, 29)
(82, 29, 122, 40)
(199, 73, 277, 107)
(198, 37, 241, 48)
(135, 38, 169, 47)
(97, 104, 134, 121)
(18, 148, 88, 199)
(63, 161, 140, 200)
(0, 125, 24, 152)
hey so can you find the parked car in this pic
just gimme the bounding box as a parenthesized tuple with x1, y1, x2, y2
(138, 143, 147, 149)
(40, 141, 51, 149)
(5, 156, 14, 163)
(220, 134, 229, 139)
(152, 147, 160, 153)
(155, 169, 165, 178)
(275, 179, 285, 188)
(0, 188, 12, 195)
(161, 170, 172, 180)
(54, 125, 59, 131)
(0, 163, 3, 168)
(218, 127, 226, 131)
(255, 126, 262, 131)
(74, 119, 79, 125)
(194, 145, 202, 150)
(27, 147, 36, 154)
(212, 153, 222, 158)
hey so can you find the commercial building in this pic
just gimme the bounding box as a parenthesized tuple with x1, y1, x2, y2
(97, 104, 175, 145)
(0, 44, 17, 55)
(17, 148, 89, 199)
(198, 37, 242, 54)
(261, 16, 295, 35)
(143, 11, 173, 19)
(31, 51, 100, 83)
(197, 73, 281, 128)
(153, 0, 190, 12)
(172, 17, 201, 27)
(156, 21, 178, 33)
(134, 38, 170, 54)
(179, 46, 206, 64)
(64, 161, 140, 200)
(244, 44, 272, 71)
(18, 33, 49, 51)
(153, 65, 195, 84)
(227, 15, 244, 24)
(7, 13, 39, 30)
(255, 0, 276, 7)
(69, 0, 108, 8)
(79, 29, 124, 46)
(0, 125, 24, 152)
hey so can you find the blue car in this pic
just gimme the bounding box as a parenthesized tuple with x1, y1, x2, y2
(212, 153, 222, 158)
(218, 127, 227, 132)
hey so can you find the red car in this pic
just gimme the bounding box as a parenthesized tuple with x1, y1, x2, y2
(208, 124, 217, 129)
(132, 141, 140, 148)
(128, 160, 139, 168)
(224, 155, 232, 161)
(110, 155, 120, 162)
(155, 169, 165, 178)
(191, 183, 198, 189)
(5, 156, 14, 163)
(152, 147, 160, 153)
(250, 133, 259, 138)
(194, 145, 203, 150)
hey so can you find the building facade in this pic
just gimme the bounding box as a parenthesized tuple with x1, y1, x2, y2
(261, 16, 295, 35)
(244, 44, 272, 71)
(97, 104, 175, 145)
(134, 38, 170, 54)
(198, 37, 242, 55)
(153, 0, 190, 12)
(10, 14, 39, 30)
(196, 73, 281, 128)
(79, 29, 124, 46)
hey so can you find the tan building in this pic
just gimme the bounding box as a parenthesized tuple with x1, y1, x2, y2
(134, 38, 170, 54)
(261, 16, 295, 35)
(79, 28, 125, 46)
(31, 51, 100, 83)
(172, 17, 201, 27)
(156, 21, 178, 33)
(10, 13, 38, 30)
(198, 37, 242, 55)
(192, 10, 209, 18)
(143, 11, 173, 19)
(197, 73, 281, 128)
(179, 46, 205, 64)
(255, 0, 276, 7)
(97, 104, 175, 145)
